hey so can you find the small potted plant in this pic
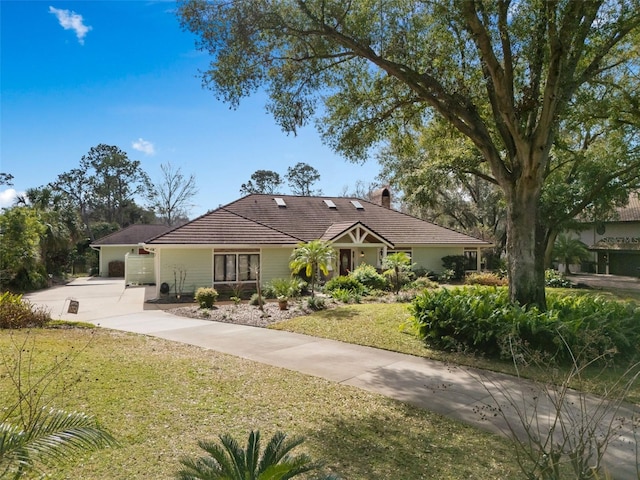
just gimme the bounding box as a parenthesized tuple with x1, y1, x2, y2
(277, 295, 288, 310)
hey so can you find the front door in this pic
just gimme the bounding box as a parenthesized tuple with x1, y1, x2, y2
(339, 249, 352, 276)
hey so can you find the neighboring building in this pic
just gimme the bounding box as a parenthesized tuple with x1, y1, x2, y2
(90, 224, 171, 283)
(143, 191, 491, 298)
(573, 192, 640, 276)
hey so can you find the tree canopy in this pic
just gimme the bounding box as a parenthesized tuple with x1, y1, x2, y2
(179, 0, 640, 308)
(147, 163, 198, 226)
(240, 169, 283, 195)
(286, 162, 321, 196)
(52, 144, 153, 239)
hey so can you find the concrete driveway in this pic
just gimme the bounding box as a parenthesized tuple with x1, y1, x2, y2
(571, 273, 640, 292)
(25, 277, 148, 322)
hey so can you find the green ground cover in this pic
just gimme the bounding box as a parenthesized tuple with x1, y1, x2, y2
(0, 329, 520, 479)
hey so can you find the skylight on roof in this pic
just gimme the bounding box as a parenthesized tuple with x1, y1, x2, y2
(274, 197, 287, 207)
(323, 199, 337, 209)
(351, 200, 364, 210)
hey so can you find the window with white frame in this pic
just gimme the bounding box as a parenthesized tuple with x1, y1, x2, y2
(214, 253, 259, 282)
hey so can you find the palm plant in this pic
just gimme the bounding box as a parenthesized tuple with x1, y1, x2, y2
(382, 252, 412, 293)
(289, 240, 336, 298)
(552, 234, 590, 275)
(0, 407, 117, 479)
(176, 430, 338, 480)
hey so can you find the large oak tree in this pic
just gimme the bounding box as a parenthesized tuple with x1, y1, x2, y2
(178, 0, 640, 308)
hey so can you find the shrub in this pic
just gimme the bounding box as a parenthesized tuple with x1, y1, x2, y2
(437, 268, 456, 283)
(306, 296, 326, 311)
(382, 252, 414, 293)
(411, 266, 434, 279)
(0, 292, 50, 329)
(330, 287, 351, 303)
(409, 286, 517, 356)
(324, 276, 364, 295)
(407, 276, 439, 290)
(465, 271, 508, 287)
(349, 263, 389, 291)
(195, 287, 218, 309)
(545, 269, 573, 288)
(408, 286, 640, 363)
(249, 293, 264, 306)
(330, 288, 362, 304)
(441, 255, 467, 280)
(264, 277, 305, 299)
(9, 263, 49, 291)
(546, 293, 640, 358)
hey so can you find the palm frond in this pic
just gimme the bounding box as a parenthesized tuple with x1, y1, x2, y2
(219, 433, 247, 478)
(245, 430, 261, 477)
(176, 430, 334, 480)
(0, 408, 116, 478)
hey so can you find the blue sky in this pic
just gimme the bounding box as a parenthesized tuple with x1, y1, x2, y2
(0, 0, 380, 217)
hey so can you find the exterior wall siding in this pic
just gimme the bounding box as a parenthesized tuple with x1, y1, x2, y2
(159, 248, 213, 294)
(259, 247, 294, 285)
(100, 246, 135, 277)
(576, 223, 639, 246)
(411, 246, 465, 273)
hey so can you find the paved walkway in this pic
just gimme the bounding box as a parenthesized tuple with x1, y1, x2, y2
(25, 278, 639, 478)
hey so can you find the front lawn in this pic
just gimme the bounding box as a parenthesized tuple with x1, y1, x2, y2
(0, 329, 520, 479)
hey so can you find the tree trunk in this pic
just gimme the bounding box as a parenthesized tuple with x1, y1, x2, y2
(505, 186, 547, 310)
(543, 228, 559, 269)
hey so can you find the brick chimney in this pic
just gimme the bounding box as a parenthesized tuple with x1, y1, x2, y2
(371, 187, 391, 209)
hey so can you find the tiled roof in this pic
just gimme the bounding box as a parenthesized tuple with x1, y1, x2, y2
(616, 192, 640, 222)
(91, 224, 171, 246)
(147, 208, 301, 245)
(149, 194, 489, 247)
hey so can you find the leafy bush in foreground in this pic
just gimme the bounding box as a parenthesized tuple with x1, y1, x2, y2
(409, 286, 640, 362)
(0, 292, 50, 329)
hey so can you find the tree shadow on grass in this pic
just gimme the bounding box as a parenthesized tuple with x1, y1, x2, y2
(316, 308, 361, 321)
(303, 400, 517, 479)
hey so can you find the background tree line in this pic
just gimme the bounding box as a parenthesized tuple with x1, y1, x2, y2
(0, 144, 198, 290)
(239, 162, 322, 196)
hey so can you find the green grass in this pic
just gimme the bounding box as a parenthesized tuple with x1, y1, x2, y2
(271, 296, 640, 404)
(0, 329, 520, 479)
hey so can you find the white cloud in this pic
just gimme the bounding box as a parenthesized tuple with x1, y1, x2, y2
(132, 138, 156, 155)
(0, 189, 23, 209)
(49, 6, 92, 45)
